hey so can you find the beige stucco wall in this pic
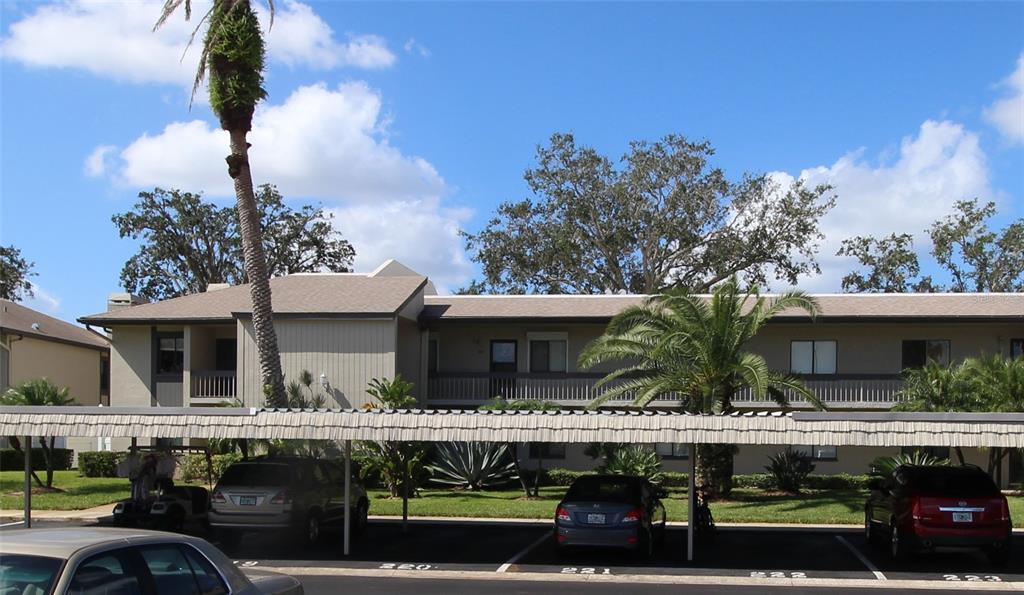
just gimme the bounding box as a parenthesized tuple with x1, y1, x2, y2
(429, 323, 612, 374)
(8, 336, 104, 406)
(238, 318, 396, 408)
(110, 326, 152, 412)
(746, 322, 1024, 374)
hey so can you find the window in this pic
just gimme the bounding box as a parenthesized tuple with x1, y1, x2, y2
(529, 340, 567, 373)
(490, 340, 517, 372)
(68, 551, 142, 595)
(1012, 338, 1024, 359)
(794, 445, 838, 461)
(428, 338, 439, 374)
(901, 339, 950, 369)
(790, 340, 837, 374)
(139, 544, 227, 595)
(529, 443, 566, 459)
(655, 443, 690, 459)
(156, 333, 184, 374)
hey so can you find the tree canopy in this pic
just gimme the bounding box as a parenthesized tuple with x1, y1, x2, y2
(463, 133, 836, 294)
(0, 245, 36, 302)
(838, 199, 1023, 293)
(113, 185, 355, 301)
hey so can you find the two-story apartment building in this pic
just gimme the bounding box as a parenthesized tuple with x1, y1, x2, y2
(79, 260, 1024, 482)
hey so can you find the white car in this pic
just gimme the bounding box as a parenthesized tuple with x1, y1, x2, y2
(0, 527, 302, 595)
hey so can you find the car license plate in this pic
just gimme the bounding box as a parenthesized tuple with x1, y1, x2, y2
(952, 512, 973, 523)
(239, 496, 257, 506)
(587, 513, 606, 524)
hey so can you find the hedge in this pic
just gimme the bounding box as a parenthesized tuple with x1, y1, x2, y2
(179, 453, 242, 484)
(514, 469, 869, 492)
(0, 448, 73, 472)
(78, 451, 126, 477)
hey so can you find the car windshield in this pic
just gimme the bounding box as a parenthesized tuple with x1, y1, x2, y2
(565, 478, 639, 503)
(0, 554, 63, 594)
(219, 464, 291, 487)
(903, 468, 999, 497)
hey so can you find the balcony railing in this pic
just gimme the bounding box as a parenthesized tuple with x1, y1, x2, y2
(426, 373, 905, 408)
(190, 370, 236, 400)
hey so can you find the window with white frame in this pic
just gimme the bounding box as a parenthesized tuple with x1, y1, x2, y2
(790, 340, 837, 374)
(655, 443, 690, 459)
(528, 333, 568, 373)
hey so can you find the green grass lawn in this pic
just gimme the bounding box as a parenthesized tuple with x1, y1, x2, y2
(5, 472, 1023, 527)
(369, 485, 1024, 528)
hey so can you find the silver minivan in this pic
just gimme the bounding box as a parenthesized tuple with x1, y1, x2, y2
(208, 456, 368, 546)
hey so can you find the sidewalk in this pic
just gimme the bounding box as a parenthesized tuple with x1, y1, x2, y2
(0, 504, 113, 522)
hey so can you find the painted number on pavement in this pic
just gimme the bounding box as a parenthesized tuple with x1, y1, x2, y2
(943, 575, 1002, 582)
(750, 572, 807, 579)
(233, 561, 259, 567)
(379, 563, 435, 571)
(561, 568, 612, 575)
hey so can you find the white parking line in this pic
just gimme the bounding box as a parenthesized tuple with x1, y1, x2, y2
(497, 531, 550, 573)
(0, 521, 25, 528)
(835, 535, 886, 581)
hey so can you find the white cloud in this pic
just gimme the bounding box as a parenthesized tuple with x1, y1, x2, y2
(113, 82, 446, 203)
(771, 120, 992, 292)
(984, 53, 1024, 145)
(24, 285, 61, 314)
(84, 144, 116, 177)
(403, 38, 430, 58)
(330, 199, 474, 292)
(1, 0, 395, 88)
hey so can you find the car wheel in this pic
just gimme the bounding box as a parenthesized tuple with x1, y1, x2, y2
(864, 509, 877, 545)
(161, 507, 185, 532)
(305, 512, 322, 544)
(889, 521, 908, 560)
(987, 540, 1011, 567)
(354, 501, 369, 536)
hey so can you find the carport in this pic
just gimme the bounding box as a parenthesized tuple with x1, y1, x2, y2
(2, 406, 1023, 562)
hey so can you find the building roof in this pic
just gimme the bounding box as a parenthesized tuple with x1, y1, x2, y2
(1, 299, 109, 351)
(79, 274, 428, 325)
(1, 406, 1021, 448)
(421, 293, 1024, 322)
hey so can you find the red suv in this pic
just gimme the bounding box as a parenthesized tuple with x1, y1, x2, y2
(865, 465, 1012, 565)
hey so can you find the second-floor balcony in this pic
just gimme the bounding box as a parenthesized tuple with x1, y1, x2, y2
(190, 370, 237, 402)
(426, 372, 906, 409)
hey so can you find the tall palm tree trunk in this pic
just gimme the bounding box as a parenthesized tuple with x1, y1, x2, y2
(227, 129, 286, 406)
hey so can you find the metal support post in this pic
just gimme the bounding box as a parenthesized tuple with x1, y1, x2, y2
(687, 443, 695, 562)
(24, 435, 32, 528)
(344, 440, 351, 556)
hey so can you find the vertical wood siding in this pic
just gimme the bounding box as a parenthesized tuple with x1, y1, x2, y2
(239, 319, 396, 408)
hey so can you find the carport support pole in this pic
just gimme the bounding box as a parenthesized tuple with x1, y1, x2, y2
(687, 443, 695, 562)
(344, 440, 351, 556)
(24, 435, 31, 528)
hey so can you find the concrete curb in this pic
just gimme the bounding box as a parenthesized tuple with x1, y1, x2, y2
(253, 566, 1024, 591)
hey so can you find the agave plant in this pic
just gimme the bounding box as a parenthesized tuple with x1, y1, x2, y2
(765, 447, 815, 494)
(427, 442, 518, 490)
(598, 445, 664, 485)
(870, 451, 949, 479)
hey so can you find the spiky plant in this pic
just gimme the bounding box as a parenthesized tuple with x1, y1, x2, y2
(155, 0, 286, 406)
(578, 276, 823, 498)
(870, 451, 949, 479)
(1, 379, 76, 488)
(427, 442, 518, 490)
(598, 445, 664, 485)
(765, 447, 815, 494)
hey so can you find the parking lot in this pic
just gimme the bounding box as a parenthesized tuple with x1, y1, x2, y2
(212, 519, 1024, 585)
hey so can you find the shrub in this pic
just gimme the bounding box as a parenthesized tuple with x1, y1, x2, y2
(0, 448, 73, 472)
(660, 471, 689, 488)
(599, 445, 663, 484)
(178, 453, 242, 484)
(869, 451, 948, 479)
(78, 451, 126, 477)
(427, 442, 517, 490)
(542, 468, 590, 486)
(765, 447, 815, 494)
(805, 473, 871, 490)
(733, 473, 775, 490)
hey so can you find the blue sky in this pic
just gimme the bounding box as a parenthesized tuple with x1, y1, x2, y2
(1, 1, 1022, 323)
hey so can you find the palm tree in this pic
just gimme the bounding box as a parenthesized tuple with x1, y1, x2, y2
(894, 360, 976, 464)
(155, 0, 286, 405)
(1, 379, 75, 488)
(578, 276, 823, 498)
(961, 354, 1024, 482)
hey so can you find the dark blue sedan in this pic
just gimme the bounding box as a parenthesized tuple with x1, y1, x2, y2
(554, 475, 667, 558)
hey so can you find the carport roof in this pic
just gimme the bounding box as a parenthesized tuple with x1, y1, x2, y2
(2, 406, 1021, 448)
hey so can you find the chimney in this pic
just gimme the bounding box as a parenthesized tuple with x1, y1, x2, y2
(107, 292, 148, 311)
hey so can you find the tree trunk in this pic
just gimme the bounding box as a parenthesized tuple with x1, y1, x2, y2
(954, 447, 965, 466)
(9, 437, 44, 488)
(227, 129, 286, 406)
(509, 442, 531, 499)
(696, 444, 736, 500)
(38, 436, 54, 489)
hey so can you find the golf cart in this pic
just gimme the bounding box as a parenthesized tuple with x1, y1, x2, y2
(112, 445, 213, 532)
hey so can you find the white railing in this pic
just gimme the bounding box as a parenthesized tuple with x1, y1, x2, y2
(426, 373, 905, 406)
(190, 370, 236, 399)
